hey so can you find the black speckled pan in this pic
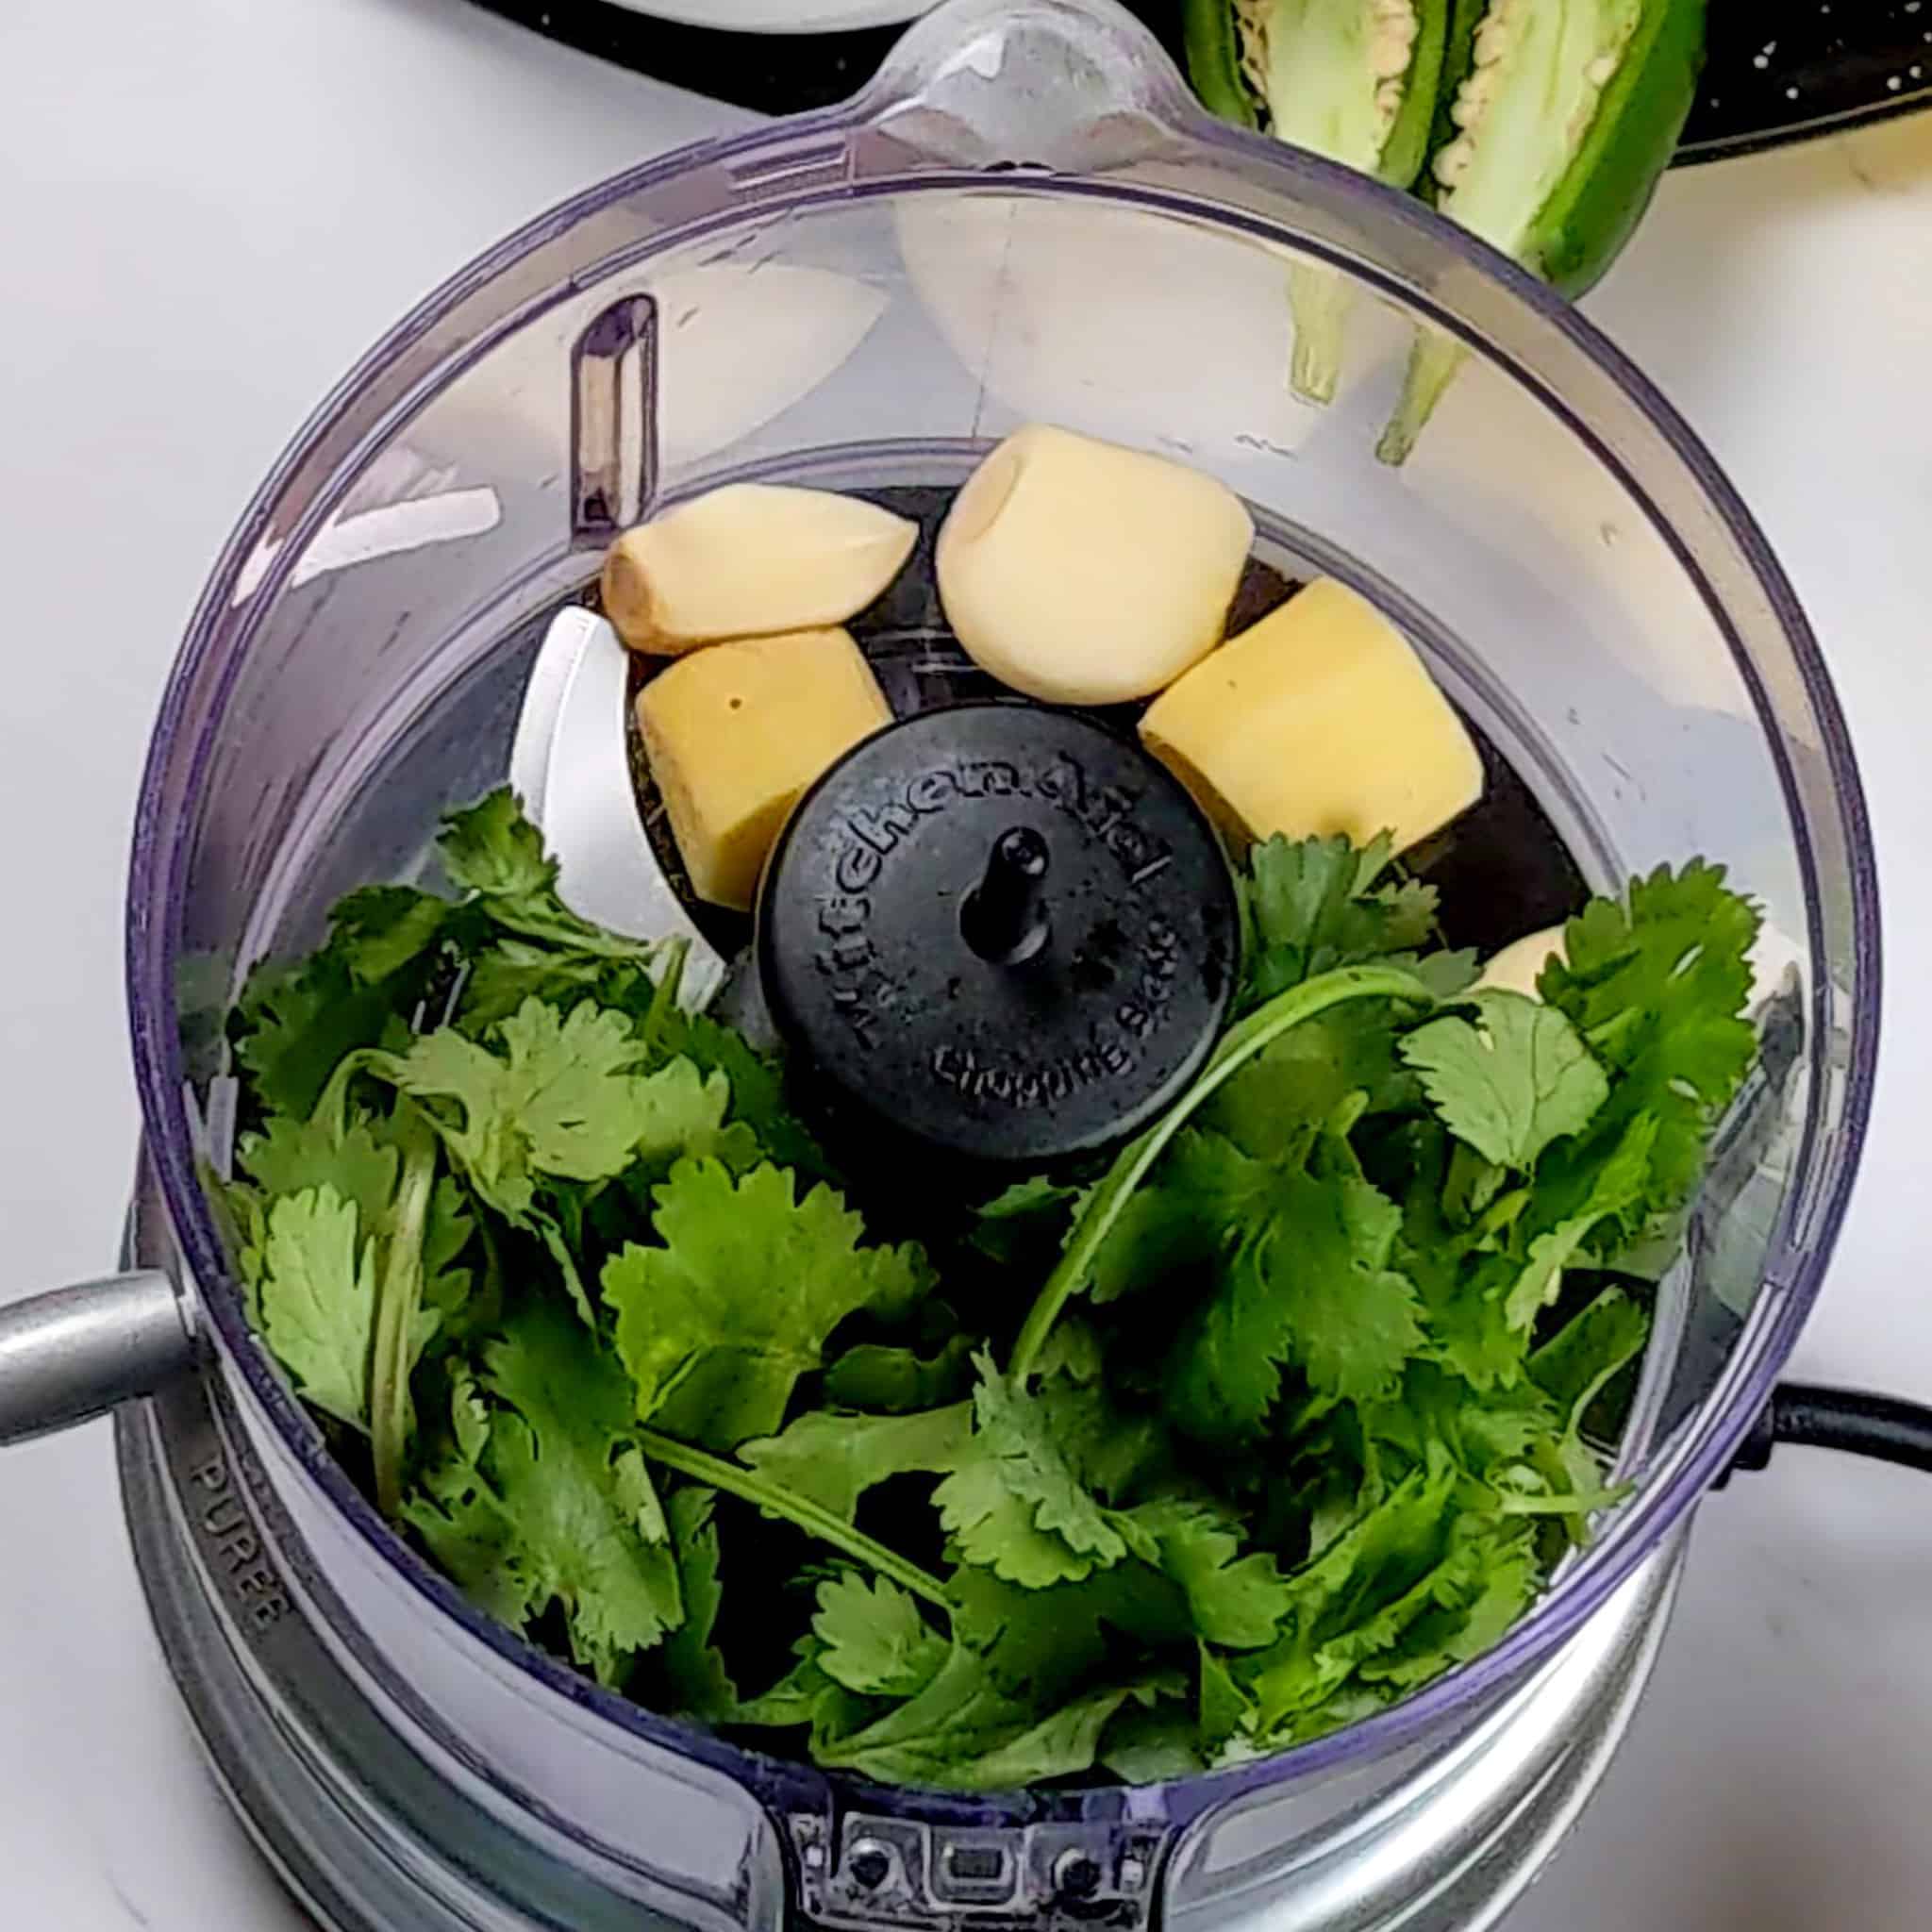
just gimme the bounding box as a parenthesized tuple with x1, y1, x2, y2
(469, 0, 1932, 154)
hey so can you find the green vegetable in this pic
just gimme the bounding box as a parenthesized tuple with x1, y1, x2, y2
(604, 1158, 934, 1450)
(225, 793, 1759, 1788)
(1008, 960, 1437, 1381)
(813, 1571, 949, 1697)
(740, 1404, 972, 1522)
(256, 1185, 378, 1432)
(1183, 0, 1452, 401)
(1165, 1145, 1426, 1428)
(407, 1300, 684, 1685)
(636, 1427, 955, 1611)
(368, 1111, 441, 1515)
(935, 1353, 1140, 1589)
(658, 1489, 739, 1720)
(1179, 0, 1704, 462)
(1377, 0, 1706, 461)
(1399, 991, 1607, 1171)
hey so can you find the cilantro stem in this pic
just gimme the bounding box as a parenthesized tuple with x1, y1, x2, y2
(370, 1109, 439, 1520)
(636, 1427, 955, 1613)
(1008, 963, 1435, 1384)
(635, 939, 689, 1067)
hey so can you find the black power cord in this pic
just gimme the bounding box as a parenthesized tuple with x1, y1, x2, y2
(1722, 1383, 1932, 1486)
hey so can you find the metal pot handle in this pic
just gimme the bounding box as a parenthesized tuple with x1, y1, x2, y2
(0, 1272, 197, 1446)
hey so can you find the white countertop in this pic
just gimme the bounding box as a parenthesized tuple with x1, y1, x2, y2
(2, 3, 1929, 1926)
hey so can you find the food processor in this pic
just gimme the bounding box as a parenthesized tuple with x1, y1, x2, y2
(0, 1, 1882, 1927)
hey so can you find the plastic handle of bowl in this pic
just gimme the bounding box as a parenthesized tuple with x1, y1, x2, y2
(853, 0, 1204, 172)
(0, 1272, 197, 1446)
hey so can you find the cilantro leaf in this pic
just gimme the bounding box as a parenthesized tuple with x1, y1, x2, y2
(812, 1571, 948, 1697)
(968, 1176, 1082, 1269)
(659, 1489, 739, 1722)
(438, 789, 559, 902)
(1242, 833, 1440, 1006)
(1303, 1523, 1504, 1681)
(1197, 1644, 1254, 1756)
(402, 1459, 543, 1635)
(480, 1302, 684, 1682)
(650, 1004, 835, 1184)
(730, 1639, 882, 1751)
(1500, 1115, 1656, 1330)
(1084, 1130, 1263, 1306)
(258, 1186, 376, 1431)
(730, 1645, 835, 1729)
(606, 1159, 933, 1450)
(1008, 959, 1437, 1387)
(1168, 1162, 1424, 1439)
(1205, 1004, 1418, 1166)
(239, 1113, 399, 1224)
(381, 1003, 728, 1217)
(822, 1336, 976, 1413)
(1541, 860, 1760, 1223)
(457, 941, 620, 1031)
(421, 1174, 477, 1329)
(1124, 1500, 1294, 1649)
(935, 1356, 1129, 1588)
(1237, 1465, 1456, 1730)
(327, 884, 460, 987)
(816, 1642, 1165, 1789)
(233, 951, 422, 1122)
(1529, 1287, 1650, 1437)
(940, 1680, 1169, 1790)
(1104, 1698, 1209, 1781)
(438, 788, 658, 964)
(1401, 991, 1608, 1171)
(1356, 1525, 1541, 1692)
(230, 875, 477, 1122)
(449, 1367, 491, 1464)
(1273, 1167, 1425, 1403)
(738, 1405, 972, 1523)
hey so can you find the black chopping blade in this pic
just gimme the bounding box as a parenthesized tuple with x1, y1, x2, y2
(755, 702, 1239, 1170)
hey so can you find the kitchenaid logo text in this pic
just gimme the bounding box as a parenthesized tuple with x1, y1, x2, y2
(827, 751, 1173, 895)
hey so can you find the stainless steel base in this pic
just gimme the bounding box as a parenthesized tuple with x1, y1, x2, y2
(118, 1376, 671, 1932)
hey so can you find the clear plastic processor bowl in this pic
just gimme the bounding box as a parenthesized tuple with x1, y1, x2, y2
(81, 0, 1880, 1924)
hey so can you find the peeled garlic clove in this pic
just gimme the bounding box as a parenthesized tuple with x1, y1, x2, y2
(1475, 924, 1569, 999)
(935, 424, 1253, 705)
(1140, 577, 1483, 854)
(602, 484, 917, 655)
(635, 626, 891, 912)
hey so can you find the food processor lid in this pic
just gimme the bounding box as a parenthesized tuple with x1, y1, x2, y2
(105, 0, 1882, 1905)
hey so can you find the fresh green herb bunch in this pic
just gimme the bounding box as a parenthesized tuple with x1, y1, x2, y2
(223, 792, 1757, 1787)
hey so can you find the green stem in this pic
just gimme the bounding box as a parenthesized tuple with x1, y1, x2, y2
(638, 1428, 955, 1613)
(636, 938, 689, 1065)
(486, 900, 666, 965)
(1376, 328, 1468, 468)
(314, 1046, 380, 1144)
(1008, 963, 1435, 1383)
(370, 1109, 438, 1520)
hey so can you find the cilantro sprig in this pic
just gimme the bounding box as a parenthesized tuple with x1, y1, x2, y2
(224, 794, 1760, 1789)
